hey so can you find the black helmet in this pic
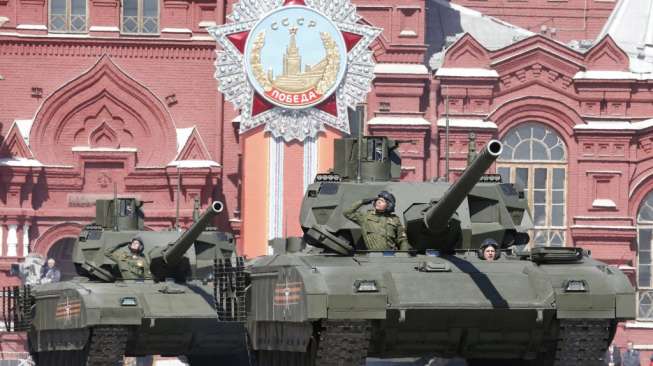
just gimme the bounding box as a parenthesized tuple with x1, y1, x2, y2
(376, 190, 396, 213)
(130, 237, 144, 253)
(478, 238, 500, 259)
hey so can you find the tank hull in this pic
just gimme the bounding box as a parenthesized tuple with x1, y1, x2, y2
(247, 251, 635, 362)
(28, 280, 247, 360)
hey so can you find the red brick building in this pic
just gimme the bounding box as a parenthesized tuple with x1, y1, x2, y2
(3, 0, 653, 362)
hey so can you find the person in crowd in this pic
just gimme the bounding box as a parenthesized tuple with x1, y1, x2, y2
(623, 341, 641, 366)
(604, 343, 622, 366)
(40, 257, 61, 283)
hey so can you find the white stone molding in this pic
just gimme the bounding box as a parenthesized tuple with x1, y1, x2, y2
(7, 224, 18, 257)
(436, 118, 498, 129)
(23, 223, 30, 255)
(369, 116, 431, 126)
(16, 24, 47, 30)
(303, 137, 318, 192)
(267, 136, 284, 247)
(436, 68, 499, 78)
(88, 26, 120, 32)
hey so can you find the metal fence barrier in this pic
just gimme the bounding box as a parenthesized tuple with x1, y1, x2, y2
(0, 352, 34, 366)
(1, 287, 32, 332)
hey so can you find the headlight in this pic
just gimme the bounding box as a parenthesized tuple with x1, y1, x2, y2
(120, 296, 138, 306)
(564, 280, 587, 292)
(354, 280, 378, 293)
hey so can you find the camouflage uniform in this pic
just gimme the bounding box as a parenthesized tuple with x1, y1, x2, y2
(105, 245, 151, 280)
(344, 200, 412, 251)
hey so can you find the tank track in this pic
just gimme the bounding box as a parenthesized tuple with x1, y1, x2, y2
(86, 326, 129, 366)
(314, 320, 371, 366)
(255, 320, 371, 366)
(552, 319, 611, 366)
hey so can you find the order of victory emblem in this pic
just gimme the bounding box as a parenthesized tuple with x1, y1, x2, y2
(209, 0, 381, 141)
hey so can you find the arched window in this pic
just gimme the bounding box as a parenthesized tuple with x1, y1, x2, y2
(637, 192, 653, 319)
(49, 0, 87, 32)
(497, 122, 567, 246)
(122, 0, 159, 34)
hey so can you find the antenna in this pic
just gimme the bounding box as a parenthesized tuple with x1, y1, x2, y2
(467, 132, 477, 167)
(356, 105, 364, 183)
(113, 182, 118, 231)
(193, 198, 200, 223)
(444, 85, 450, 182)
(175, 167, 181, 231)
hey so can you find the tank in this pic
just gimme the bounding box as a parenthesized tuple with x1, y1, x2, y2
(8, 198, 248, 366)
(246, 135, 636, 365)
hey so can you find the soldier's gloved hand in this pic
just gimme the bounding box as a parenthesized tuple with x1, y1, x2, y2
(361, 198, 375, 204)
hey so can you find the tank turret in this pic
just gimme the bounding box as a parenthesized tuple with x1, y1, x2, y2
(149, 201, 223, 281)
(300, 136, 530, 254)
(75, 198, 232, 282)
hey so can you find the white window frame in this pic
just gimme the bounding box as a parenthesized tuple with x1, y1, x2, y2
(637, 197, 653, 320)
(121, 0, 160, 35)
(497, 122, 568, 247)
(49, 0, 88, 33)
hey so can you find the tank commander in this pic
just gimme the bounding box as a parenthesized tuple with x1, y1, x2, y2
(480, 238, 499, 261)
(344, 190, 412, 251)
(105, 237, 152, 280)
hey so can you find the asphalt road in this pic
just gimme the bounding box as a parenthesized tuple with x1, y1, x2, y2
(157, 356, 469, 365)
(366, 358, 467, 366)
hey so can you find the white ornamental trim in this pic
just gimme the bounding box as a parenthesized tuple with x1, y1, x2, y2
(268, 136, 284, 241)
(208, 0, 382, 142)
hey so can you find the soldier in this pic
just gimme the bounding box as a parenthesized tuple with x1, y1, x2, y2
(480, 238, 499, 261)
(105, 237, 151, 280)
(344, 190, 412, 251)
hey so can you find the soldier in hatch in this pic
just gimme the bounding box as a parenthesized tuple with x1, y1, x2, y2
(480, 238, 499, 261)
(344, 190, 412, 251)
(105, 237, 152, 280)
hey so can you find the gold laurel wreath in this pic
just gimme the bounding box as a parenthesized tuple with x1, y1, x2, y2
(250, 32, 273, 92)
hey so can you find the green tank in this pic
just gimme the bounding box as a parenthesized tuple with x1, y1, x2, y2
(246, 136, 636, 366)
(12, 199, 248, 366)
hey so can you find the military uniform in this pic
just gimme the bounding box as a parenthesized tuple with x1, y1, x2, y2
(105, 245, 151, 280)
(344, 200, 412, 251)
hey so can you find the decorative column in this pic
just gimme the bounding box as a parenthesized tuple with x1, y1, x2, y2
(6, 224, 18, 257)
(267, 136, 284, 247)
(23, 223, 30, 255)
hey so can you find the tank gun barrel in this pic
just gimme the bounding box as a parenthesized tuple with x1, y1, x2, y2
(163, 201, 224, 266)
(424, 140, 502, 233)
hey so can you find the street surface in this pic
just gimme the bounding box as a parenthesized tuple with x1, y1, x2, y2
(366, 358, 467, 366)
